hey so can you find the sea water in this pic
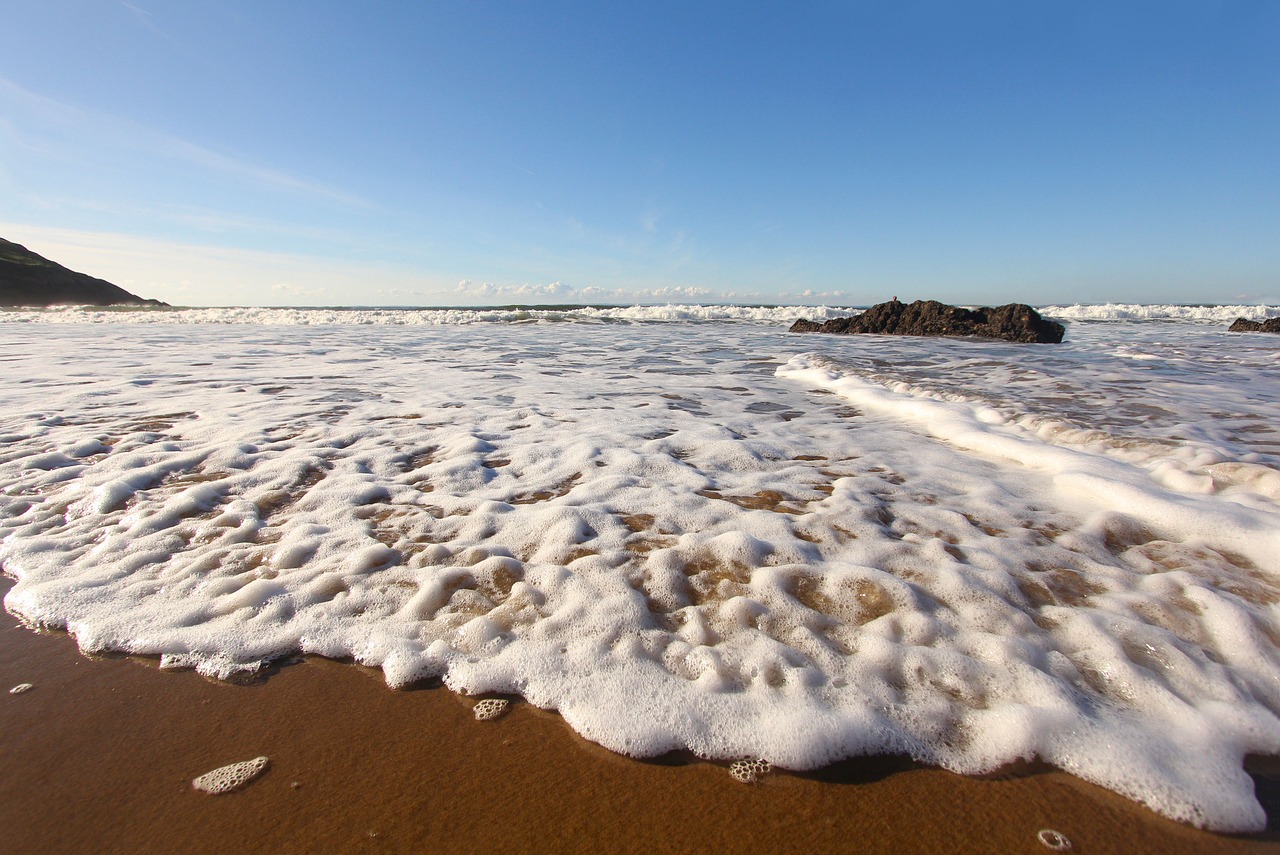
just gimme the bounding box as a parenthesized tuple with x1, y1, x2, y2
(2, 303, 1279, 831)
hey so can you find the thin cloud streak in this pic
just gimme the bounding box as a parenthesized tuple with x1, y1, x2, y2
(450, 278, 855, 307)
(118, 2, 170, 42)
(0, 77, 372, 209)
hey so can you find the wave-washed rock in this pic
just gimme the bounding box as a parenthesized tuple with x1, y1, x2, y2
(790, 299, 1065, 343)
(1228, 317, 1280, 333)
(1, 237, 167, 308)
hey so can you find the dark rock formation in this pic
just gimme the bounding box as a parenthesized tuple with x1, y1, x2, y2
(1, 237, 166, 308)
(790, 299, 1065, 343)
(1228, 317, 1280, 333)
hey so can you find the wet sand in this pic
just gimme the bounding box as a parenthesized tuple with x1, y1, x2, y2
(2, 578, 1277, 855)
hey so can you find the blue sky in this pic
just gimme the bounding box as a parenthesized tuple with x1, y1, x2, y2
(2, 1, 1278, 307)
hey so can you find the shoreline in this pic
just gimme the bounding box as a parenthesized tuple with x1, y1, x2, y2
(3, 580, 1277, 854)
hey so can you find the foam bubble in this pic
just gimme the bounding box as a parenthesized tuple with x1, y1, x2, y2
(473, 698, 510, 720)
(1037, 829, 1072, 851)
(192, 756, 269, 794)
(729, 758, 772, 783)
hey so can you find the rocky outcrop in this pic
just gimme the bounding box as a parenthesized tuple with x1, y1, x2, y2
(1, 237, 166, 308)
(1228, 317, 1280, 333)
(790, 299, 1064, 343)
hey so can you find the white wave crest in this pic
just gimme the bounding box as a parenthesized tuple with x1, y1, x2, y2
(1041, 303, 1280, 323)
(0, 303, 855, 326)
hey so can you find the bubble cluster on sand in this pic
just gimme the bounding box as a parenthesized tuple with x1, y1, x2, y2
(473, 698, 509, 721)
(192, 756, 269, 794)
(1036, 829, 1072, 851)
(1, 316, 1279, 831)
(729, 758, 772, 784)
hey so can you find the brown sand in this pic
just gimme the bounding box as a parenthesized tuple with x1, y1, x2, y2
(2, 578, 1277, 855)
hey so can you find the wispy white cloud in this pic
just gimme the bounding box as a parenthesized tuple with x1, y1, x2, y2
(0, 77, 372, 209)
(164, 137, 374, 209)
(448, 278, 848, 306)
(119, 2, 169, 41)
(535, 206, 696, 277)
(5, 193, 373, 251)
(270, 282, 328, 299)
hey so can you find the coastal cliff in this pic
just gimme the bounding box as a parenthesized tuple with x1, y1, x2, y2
(0, 237, 166, 308)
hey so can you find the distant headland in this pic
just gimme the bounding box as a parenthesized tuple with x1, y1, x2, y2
(0, 237, 167, 308)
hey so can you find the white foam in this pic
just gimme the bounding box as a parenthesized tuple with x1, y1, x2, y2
(777, 353, 1280, 569)
(1037, 829, 1072, 851)
(473, 698, 510, 720)
(729, 757, 772, 783)
(1, 314, 1278, 831)
(0, 303, 855, 327)
(192, 756, 270, 794)
(1040, 303, 1280, 323)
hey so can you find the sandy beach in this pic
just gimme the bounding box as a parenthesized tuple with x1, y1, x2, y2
(2, 579, 1276, 855)
(5, 0, 1280, 843)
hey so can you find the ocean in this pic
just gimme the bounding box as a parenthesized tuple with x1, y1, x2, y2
(2, 302, 1278, 831)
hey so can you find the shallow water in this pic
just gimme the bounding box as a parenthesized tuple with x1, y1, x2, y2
(2, 305, 1279, 830)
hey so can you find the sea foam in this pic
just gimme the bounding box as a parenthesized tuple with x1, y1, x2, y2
(1039, 303, 1280, 323)
(1, 312, 1278, 831)
(0, 303, 855, 326)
